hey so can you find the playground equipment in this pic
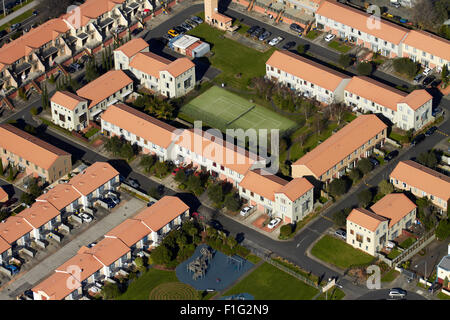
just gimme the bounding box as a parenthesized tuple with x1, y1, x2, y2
(187, 247, 214, 280)
(227, 255, 244, 272)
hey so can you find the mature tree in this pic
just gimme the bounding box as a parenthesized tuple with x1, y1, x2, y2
(224, 192, 241, 212)
(297, 44, 307, 55)
(435, 218, 450, 241)
(134, 257, 144, 269)
(150, 244, 173, 265)
(174, 169, 187, 183)
(153, 161, 170, 178)
(186, 175, 203, 195)
(357, 62, 373, 76)
(7, 167, 14, 182)
(358, 189, 373, 208)
(280, 224, 293, 237)
(140, 155, 156, 172)
(0, 160, 3, 176)
(357, 158, 373, 175)
(101, 282, 121, 300)
(378, 180, 394, 196)
(444, 276, 449, 289)
(338, 54, 352, 68)
(349, 168, 362, 183)
(148, 187, 161, 200)
(104, 136, 123, 155)
(207, 183, 223, 204)
(392, 58, 419, 78)
(332, 208, 351, 227)
(175, 232, 188, 249)
(36, 0, 77, 20)
(329, 178, 349, 197)
(120, 143, 134, 160)
(417, 151, 438, 169)
(442, 64, 449, 85)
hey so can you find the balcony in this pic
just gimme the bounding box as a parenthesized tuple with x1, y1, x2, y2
(97, 17, 114, 29)
(41, 46, 59, 59)
(77, 32, 88, 40)
(14, 62, 32, 76)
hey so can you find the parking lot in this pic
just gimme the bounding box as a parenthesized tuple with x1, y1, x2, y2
(0, 191, 146, 299)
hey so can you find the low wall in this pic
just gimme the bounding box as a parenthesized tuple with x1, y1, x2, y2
(0, 266, 12, 277)
(385, 137, 402, 148)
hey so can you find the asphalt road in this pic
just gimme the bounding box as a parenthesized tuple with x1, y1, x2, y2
(0, 3, 449, 299)
(357, 289, 427, 300)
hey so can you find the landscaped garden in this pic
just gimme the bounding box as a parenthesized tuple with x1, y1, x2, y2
(223, 262, 319, 300)
(328, 40, 352, 53)
(381, 269, 400, 283)
(311, 235, 374, 270)
(316, 287, 345, 300)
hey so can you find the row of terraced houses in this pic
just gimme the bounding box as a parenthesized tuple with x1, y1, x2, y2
(0, 0, 172, 93)
(32, 196, 190, 300)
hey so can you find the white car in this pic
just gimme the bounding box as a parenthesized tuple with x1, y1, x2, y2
(240, 206, 254, 217)
(269, 36, 284, 46)
(422, 67, 432, 76)
(389, 288, 406, 298)
(268, 218, 281, 229)
(80, 213, 93, 223)
(324, 34, 336, 42)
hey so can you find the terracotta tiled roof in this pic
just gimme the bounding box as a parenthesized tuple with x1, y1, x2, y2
(390, 160, 450, 202)
(70, 162, 119, 196)
(84, 237, 130, 266)
(36, 183, 80, 211)
(316, 0, 408, 45)
(0, 236, 10, 255)
(51, 91, 87, 111)
(0, 216, 33, 244)
(398, 90, 432, 111)
(100, 103, 177, 149)
(293, 114, 387, 178)
(0, 124, 70, 170)
(105, 219, 152, 247)
(347, 208, 387, 232)
(129, 52, 171, 78)
(56, 253, 103, 283)
(114, 38, 149, 58)
(32, 271, 81, 300)
(403, 30, 450, 62)
(165, 58, 195, 78)
(0, 187, 8, 202)
(17, 201, 60, 229)
(62, 0, 126, 28)
(266, 50, 350, 91)
(344, 76, 407, 111)
(76, 70, 133, 109)
(370, 193, 416, 228)
(133, 196, 189, 232)
(239, 170, 288, 202)
(276, 178, 314, 201)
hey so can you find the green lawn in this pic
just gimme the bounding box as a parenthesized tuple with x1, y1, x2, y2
(180, 86, 296, 133)
(311, 235, 374, 270)
(117, 268, 212, 300)
(305, 30, 320, 40)
(0, 9, 34, 32)
(328, 40, 352, 53)
(387, 248, 402, 260)
(187, 23, 276, 90)
(399, 237, 416, 249)
(224, 262, 319, 300)
(316, 287, 345, 300)
(84, 127, 99, 139)
(388, 131, 409, 144)
(245, 254, 262, 264)
(381, 269, 400, 283)
(437, 292, 450, 300)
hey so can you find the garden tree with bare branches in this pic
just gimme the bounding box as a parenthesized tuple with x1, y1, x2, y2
(300, 100, 315, 120)
(294, 131, 311, 148)
(329, 103, 348, 125)
(410, 0, 448, 30)
(37, 0, 77, 20)
(251, 77, 274, 101)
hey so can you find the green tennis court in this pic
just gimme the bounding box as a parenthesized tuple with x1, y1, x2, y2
(181, 86, 296, 133)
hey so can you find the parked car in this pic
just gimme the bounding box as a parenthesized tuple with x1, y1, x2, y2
(181, 22, 193, 31)
(209, 219, 224, 231)
(413, 74, 423, 84)
(185, 18, 198, 27)
(80, 213, 93, 223)
(5, 264, 19, 275)
(126, 178, 140, 189)
(432, 107, 442, 117)
(282, 41, 296, 50)
(10, 23, 21, 31)
(410, 133, 425, 146)
(190, 16, 203, 24)
(240, 206, 254, 217)
(425, 126, 437, 136)
(324, 34, 336, 42)
(102, 197, 116, 209)
(268, 36, 284, 46)
(173, 26, 186, 34)
(422, 67, 432, 76)
(268, 218, 281, 229)
(258, 30, 272, 41)
(167, 29, 179, 37)
(384, 150, 399, 161)
(252, 27, 265, 38)
(430, 78, 441, 88)
(290, 23, 303, 34)
(334, 229, 346, 240)
(0, 30, 7, 38)
(32, 10, 39, 16)
(390, 2, 401, 8)
(69, 63, 82, 72)
(422, 75, 435, 87)
(389, 288, 406, 298)
(131, 27, 143, 36)
(108, 194, 120, 205)
(246, 25, 259, 35)
(146, 201, 155, 207)
(369, 158, 379, 167)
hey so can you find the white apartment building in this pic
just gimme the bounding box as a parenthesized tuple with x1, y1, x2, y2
(266, 50, 351, 104)
(51, 91, 89, 131)
(344, 76, 433, 130)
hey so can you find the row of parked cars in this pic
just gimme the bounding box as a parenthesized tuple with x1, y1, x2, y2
(165, 16, 203, 41)
(413, 67, 441, 88)
(246, 25, 297, 50)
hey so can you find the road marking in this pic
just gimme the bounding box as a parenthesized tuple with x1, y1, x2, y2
(320, 215, 334, 223)
(416, 290, 423, 295)
(296, 236, 309, 248)
(437, 130, 448, 137)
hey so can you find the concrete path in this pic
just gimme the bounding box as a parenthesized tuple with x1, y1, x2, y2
(0, 1, 37, 27)
(0, 196, 146, 300)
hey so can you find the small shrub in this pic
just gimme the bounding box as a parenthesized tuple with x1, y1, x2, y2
(280, 224, 293, 238)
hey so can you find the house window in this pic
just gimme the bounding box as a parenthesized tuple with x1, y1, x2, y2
(356, 234, 363, 243)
